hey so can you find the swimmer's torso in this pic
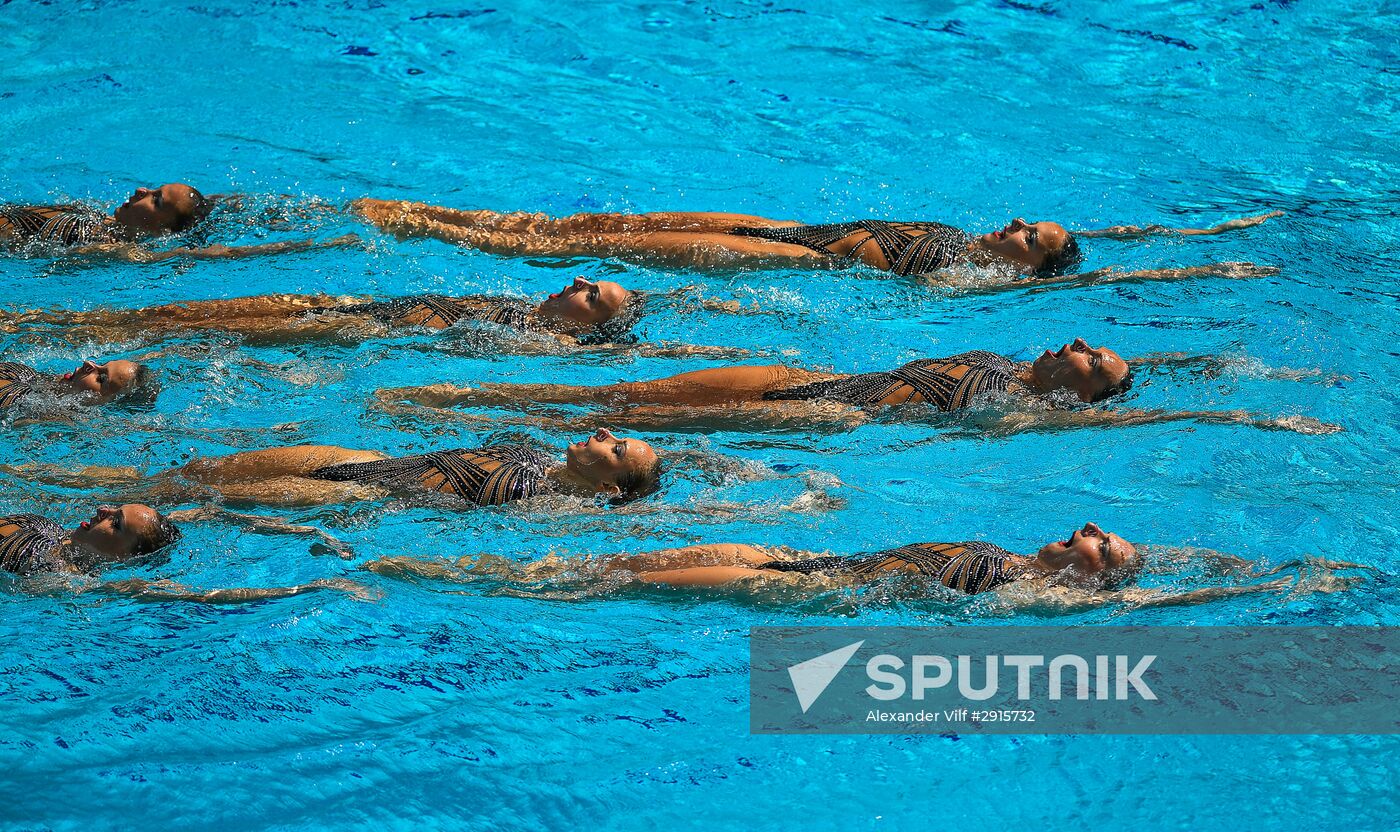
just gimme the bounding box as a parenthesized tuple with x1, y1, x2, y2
(762, 350, 1022, 410)
(327, 295, 535, 331)
(0, 362, 40, 408)
(0, 514, 68, 575)
(310, 444, 552, 506)
(731, 221, 972, 275)
(763, 540, 1029, 594)
(0, 205, 116, 248)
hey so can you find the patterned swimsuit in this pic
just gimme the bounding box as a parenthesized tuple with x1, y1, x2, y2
(327, 295, 535, 331)
(0, 205, 116, 248)
(0, 514, 68, 575)
(762, 540, 1028, 594)
(0, 362, 42, 408)
(730, 220, 972, 275)
(762, 350, 1022, 410)
(310, 445, 552, 506)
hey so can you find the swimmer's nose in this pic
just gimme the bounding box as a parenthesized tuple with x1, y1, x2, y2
(1010, 217, 1027, 231)
(94, 505, 117, 521)
(1084, 521, 1103, 536)
(595, 427, 615, 442)
(73, 359, 98, 377)
(1071, 337, 1089, 352)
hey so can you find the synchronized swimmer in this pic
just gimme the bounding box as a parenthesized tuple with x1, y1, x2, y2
(352, 198, 1282, 280)
(1, 358, 155, 410)
(9, 428, 662, 509)
(1, 181, 355, 262)
(3, 276, 640, 347)
(380, 339, 1338, 435)
(368, 521, 1356, 610)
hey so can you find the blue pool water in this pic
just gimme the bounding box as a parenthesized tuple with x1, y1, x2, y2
(2, 0, 1399, 828)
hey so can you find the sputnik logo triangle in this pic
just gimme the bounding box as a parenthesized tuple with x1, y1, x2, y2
(787, 640, 864, 713)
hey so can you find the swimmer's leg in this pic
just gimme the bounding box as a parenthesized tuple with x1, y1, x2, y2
(605, 543, 777, 574)
(175, 445, 390, 484)
(635, 565, 779, 586)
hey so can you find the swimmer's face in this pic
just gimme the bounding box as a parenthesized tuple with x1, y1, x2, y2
(62, 359, 141, 402)
(69, 504, 162, 563)
(537, 277, 631, 326)
(1037, 522, 1138, 577)
(979, 218, 1069, 270)
(112, 182, 205, 235)
(564, 427, 659, 497)
(1030, 338, 1129, 402)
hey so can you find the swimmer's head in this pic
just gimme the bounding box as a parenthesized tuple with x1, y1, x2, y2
(1036, 522, 1139, 585)
(979, 218, 1078, 274)
(537, 277, 633, 327)
(60, 359, 159, 404)
(564, 427, 662, 502)
(112, 182, 211, 235)
(1029, 338, 1132, 403)
(69, 504, 182, 565)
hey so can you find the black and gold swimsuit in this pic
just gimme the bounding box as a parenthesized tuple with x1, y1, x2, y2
(0, 362, 41, 408)
(0, 514, 69, 575)
(327, 295, 536, 332)
(0, 205, 116, 248)
(731, 220, 972, 275)
(762, 540, 1028, 594)
(762, 350, 1022, 410)
(310, 445, 552, 507)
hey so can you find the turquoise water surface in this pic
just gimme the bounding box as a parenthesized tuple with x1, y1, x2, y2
(2, 1, 1398, 829)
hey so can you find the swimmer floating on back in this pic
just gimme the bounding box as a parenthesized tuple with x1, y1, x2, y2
(1, 357, 157, 411)
(0, 503, 358, 603)
(368, 521, 1361, 610)
(1, 182, 356, 262)
(378, 339, 1339, 436)
(352, 196, 1282, 286)
(2, 277, 644, 347)
(6, 429, 664, 510)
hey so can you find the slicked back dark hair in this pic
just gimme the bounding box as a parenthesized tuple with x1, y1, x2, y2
(1036, 231, 1082, 276)
(1090, 365, 1134, 403)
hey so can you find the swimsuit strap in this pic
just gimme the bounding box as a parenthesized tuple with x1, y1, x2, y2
(0, 362, 40, 408)
(0, 205, 114, 247)
(731, 220, 971, 275)
(761, 350, 1017, 410)
(310, 445, 551, 506)
(0, 514, 67, 575)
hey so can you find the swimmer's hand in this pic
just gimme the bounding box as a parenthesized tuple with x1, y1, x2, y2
(1252, 415, 1344, 435)
(1207, 261, 1280, 279)
(1209, 211, 1285, 232)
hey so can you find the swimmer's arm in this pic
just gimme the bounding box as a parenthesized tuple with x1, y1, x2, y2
(374, 382, 611, 409)
(0, 463, 143, 489)
(70, 234, 361, 263)
(1130, 352, 1350, 385)
(1074, 211, 1284, 239)
(983, 408, 1342, 436)
(948, 262, 1278, 296)
(597, 401, 868, 433)
(93, 577, 369, 605)
(363, 555, 477, 581)
(165, 507, 354, 559)
(602, 342, 758, 360)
